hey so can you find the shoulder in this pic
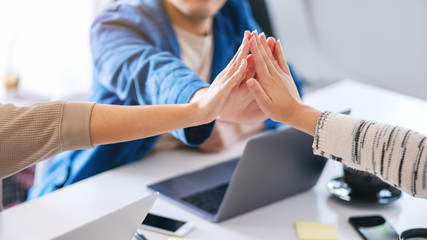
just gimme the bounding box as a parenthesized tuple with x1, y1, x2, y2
(90, 0, 174, 46)
(92, 0, 167, 30)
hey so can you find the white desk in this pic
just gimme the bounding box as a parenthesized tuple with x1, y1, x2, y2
(1, 80, 427, 239)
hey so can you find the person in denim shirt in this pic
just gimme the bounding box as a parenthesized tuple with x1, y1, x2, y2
(28, 0, 303, 199)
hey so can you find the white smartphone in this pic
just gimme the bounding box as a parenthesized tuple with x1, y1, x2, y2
(141, 213, 194, 237)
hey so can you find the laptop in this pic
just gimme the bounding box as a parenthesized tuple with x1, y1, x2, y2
(54, 192, 158, 240)
(148, 126, 327, 222)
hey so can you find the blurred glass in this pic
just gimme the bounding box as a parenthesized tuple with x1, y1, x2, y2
(2, 39, 20, 95)
(3, 71, 19, 91)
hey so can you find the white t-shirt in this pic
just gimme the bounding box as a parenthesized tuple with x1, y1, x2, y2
(153, 25, 214, 151)
(173, 25, 213, 83)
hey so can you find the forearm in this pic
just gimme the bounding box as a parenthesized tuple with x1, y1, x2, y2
(90, 103, 206, 146)
(314, 112, 427, 198)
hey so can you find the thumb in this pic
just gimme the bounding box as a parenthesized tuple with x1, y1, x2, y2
(246, 78, 271, 107)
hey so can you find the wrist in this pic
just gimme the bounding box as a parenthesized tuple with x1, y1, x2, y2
(184, 102, 203, 125)
(186, 102, 215, 127)
(189, 87, 220, 125)
(189, 87, 208, 103)
(285, 105, 322, 136)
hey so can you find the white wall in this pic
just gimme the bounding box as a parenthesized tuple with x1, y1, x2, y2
(2, 1, 426, 100)
(0, 0, 111, 100)
(266, 0, 427, 100)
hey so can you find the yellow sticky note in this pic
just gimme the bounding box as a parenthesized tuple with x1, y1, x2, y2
(295, 222, 339, 240)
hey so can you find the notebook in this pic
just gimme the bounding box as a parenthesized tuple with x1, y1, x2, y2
(149, 126, 327, 222)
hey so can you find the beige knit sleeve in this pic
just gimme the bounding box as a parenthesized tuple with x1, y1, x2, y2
(0, 101, 95, 179)
(313, 112, 427, 198)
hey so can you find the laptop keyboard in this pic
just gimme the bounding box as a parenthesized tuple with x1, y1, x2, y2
(181, 183, 229, 215)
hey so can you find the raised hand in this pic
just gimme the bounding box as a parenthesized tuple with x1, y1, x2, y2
(215, 31, 268, 124)
(246, 32, 321, 135)
(191, 31, 267, 124)
(190, 53, 248, 124)
(245, 32, 299, 123)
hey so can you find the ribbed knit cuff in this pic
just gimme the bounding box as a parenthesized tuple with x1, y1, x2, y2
(61, 102, 95, 151)
(313, 111, 360, 162)
(313, 111, 332, 154)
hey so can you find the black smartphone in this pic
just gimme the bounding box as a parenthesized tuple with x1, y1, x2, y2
(349, 215, 399, 240)
(141, 213, 194, 237)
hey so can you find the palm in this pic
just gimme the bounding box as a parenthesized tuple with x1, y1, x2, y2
(218, 79, 266, 123)
(193, 31, 267, 124)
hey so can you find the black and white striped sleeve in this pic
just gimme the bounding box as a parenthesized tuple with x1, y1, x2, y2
(313, 112, 427, 198)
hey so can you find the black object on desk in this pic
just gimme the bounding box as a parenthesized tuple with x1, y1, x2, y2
(327, 166, 401, 204)
(400, 228, 427, 240)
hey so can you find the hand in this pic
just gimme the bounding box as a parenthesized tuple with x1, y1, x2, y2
(199, 121, 264, 153)
(214, 31, 268, 124)
(217, 76, 265, 124)
(215, 33, 276, 124)
(245, 32, 302, 124)
(190, 33, 249, 124)
(246, 32, 321, 135)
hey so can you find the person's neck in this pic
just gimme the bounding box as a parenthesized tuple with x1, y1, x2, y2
(164, 1, 213, 36)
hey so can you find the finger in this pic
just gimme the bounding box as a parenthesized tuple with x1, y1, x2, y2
(223, 59, 248, 90)
(223, 38, 249, 79)
(243, 54, 256, 78)
(253, 33, 277, 75)
(226, 32, 250, 69)
(246, 54, 253, 63)
(243, 65, 256, 81)
(249, 35, 270, 77)
(259, 33, 281, 72)
(252, 29, 258, 36)
(274, 40, 290, 73)
(267, 37, 276, 55)
(235, 31, 251, 62)
(246, 78, 271, 108)
(233, 32, 249, 61)
(244, 30, 251, 40)
(259, 33, 272, 50)
(246, 54, 254, 71)
(232, 35, 250, 69)
(236, 32, 251, 59)
(236, 37, 250, 66)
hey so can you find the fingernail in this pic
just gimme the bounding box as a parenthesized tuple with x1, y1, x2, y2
(246, 79, 255, 88)
(252, 29, 258, 37)
(260, 32, 266, 42)
(249, 37, 255, 46)
(277, 39, 283, 50)
(240, 59, 247, 68)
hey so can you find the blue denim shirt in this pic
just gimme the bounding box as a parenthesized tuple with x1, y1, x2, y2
(28, 0, 303, 199)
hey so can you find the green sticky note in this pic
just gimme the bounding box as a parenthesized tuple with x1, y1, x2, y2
(295, 222, 339, 240)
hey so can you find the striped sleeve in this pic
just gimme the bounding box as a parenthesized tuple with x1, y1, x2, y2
(313, 112, 427, 198)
